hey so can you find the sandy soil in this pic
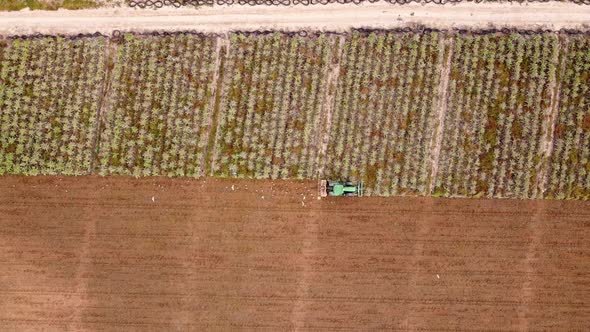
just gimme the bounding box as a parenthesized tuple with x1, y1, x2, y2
(1, 2, 590, 36)
(0, 175, 589, 330)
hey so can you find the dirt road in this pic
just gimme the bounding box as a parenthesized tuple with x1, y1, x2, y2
(0, 176, 588, 330)
(1, 2, 590, 35)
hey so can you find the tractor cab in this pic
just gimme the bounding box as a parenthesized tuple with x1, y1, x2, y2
(319, 180, 363, 197)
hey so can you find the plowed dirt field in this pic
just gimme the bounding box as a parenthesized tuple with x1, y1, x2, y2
(0, 176, 589, 330)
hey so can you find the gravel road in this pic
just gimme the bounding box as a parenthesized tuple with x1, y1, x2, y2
(1, 2, 589, 35)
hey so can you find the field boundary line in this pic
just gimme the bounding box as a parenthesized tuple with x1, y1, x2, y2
(204, 36, 228, 177)
(428, 35, 454, 195)
(88, 37, 115, 175)
(536, 34, 568, 198)
(315, 35, 344, 179)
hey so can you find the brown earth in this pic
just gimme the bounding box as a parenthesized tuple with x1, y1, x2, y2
(0, 175, 589, 330)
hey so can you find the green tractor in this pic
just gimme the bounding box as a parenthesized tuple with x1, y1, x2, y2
(319, 180, 363, 197)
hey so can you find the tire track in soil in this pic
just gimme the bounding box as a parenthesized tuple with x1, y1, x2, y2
(88, 39, 116, 175)
(203, 36, 227, 177)
(68, 222, 96, 330)
(69, 199, 98, 330)
(290, 205, 320, 330)
(399, 199, 430, 330)
(176, 198, 196, 329)
(428, 36, 454, 194)
(536, 35, 568, 198)
(316, 35, 344, 179)
(517, 202, 546, 332)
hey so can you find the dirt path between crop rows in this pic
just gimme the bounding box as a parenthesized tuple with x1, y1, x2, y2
(316, 36, 344, 178)
(1, 2, 590, 36)
(429, 36, 453, 195)
(537, 36, 568, 197)
(202, 36, 226, 177)
(0, 175, 589, 330)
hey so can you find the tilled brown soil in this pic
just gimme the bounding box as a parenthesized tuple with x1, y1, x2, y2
(0, 176, 589, 330)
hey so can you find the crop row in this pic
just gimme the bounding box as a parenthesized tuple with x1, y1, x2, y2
(324, 32, 445, 196)
(212, 33, 331, 179)
(0, 32, 589, 199)
(0, 37, 105, 175)
(97, 34, 217, 177)
(546, 35, 590, 199)
(435, 33, 559, 198)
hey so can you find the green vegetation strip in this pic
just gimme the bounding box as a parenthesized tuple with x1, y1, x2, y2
(0, 31, 589, 199)
(0, 0, 97, 11)
(0, 37, 106, 175)
(97, 34, 216, 177)
(436, 34, 559, 199)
